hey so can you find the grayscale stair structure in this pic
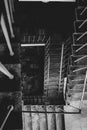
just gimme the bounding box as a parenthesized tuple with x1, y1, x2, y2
(0, 0, 87, 130)
(64, 0, 87, 105)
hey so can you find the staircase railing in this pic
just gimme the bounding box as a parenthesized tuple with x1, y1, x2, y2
(59, 43, 64, 93)
(0, 105, 14, 130)
(62, 36, 73, 102)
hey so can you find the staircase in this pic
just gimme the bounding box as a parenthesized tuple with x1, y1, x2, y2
(65, 0, 87, 104)
(44, 39, 65, 105)
(21, 32, 65, 130)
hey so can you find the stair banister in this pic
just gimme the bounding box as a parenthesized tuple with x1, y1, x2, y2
(59, 43, 64, 92)
(0, 14, 14, 56)
(0, 105, 14, 130)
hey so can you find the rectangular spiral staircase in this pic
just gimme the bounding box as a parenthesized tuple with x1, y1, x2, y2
(1, 0, 87, 130)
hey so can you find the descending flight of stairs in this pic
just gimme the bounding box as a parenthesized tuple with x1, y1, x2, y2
(2, 0, 87, 129)
(22, 33, 65, 130)
(44, 39, 65, 105)
(65, 0, 87, 103)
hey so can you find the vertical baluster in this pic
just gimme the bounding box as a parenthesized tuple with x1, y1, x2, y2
(31, 105, 40, 130)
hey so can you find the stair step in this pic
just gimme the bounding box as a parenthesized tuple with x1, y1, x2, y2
(68, 74, 85, 81)
(68, 78, 84, 85)
(69, 65, 87, 75)
(44, 81, 58, 86)
(67, 83, 87, 89)
(74, 20, 87, 32)
(68, 87, 87, 93)
(67, 92, 87, 101)
(71, 55, 87, 64)
(76, 7, 87, 20)
(44, 84, 58, 89)
(73, 32, 87, 44)
(72, 44, 87, 55)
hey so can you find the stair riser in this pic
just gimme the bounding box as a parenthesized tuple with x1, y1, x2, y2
(74, 21, 87, 32)
(68, 74, 85, 81)
(73, 33, 87, 45)
(72, 46, 87, 55)
(68, 79, 84, 84)
(69, 68, 87, 75)
(71, 59, 87, 66)
(70, 56, 87, 65)
(67, 83, 87, 89)
(67, 92, 87, 101)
